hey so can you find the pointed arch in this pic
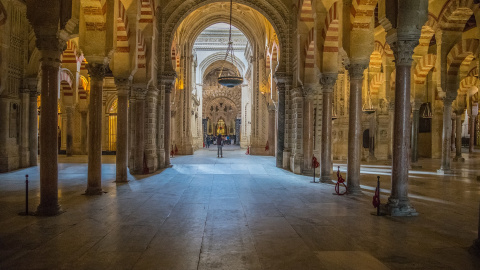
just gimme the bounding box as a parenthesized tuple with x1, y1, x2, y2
(322, 1, 339, 72)
(438, 0, 479, 31)
(116, 0, 130, 53)
(299, 0, 314, 22)
(447, 39, 479, 77)
(305, 27, 315, 70)
(350, 0, 378, 29)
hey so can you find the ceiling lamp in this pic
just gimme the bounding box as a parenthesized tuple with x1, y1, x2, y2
(218, 0, 243, 88)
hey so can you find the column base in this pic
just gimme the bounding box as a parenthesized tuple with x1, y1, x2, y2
(366, 156, 377, 162)
(320, 175, 332, 183)
(84, 187, 104, 195)
(380, 198, 418, 217)
(346, 185, 363, 195)
(453, 156, 465, 162)
(469, 239, 480, 257)
(437, 169, 454, 175)
(115, 178, 129, 183)
(36, 203, 63, 216)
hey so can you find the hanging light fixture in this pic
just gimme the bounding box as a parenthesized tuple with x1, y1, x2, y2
(363, 66, 376, 114)
(218, 0, 244, 88)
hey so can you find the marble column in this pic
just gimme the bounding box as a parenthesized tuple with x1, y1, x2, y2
(451, 116, 456, 152)
(411, 104, 420, 164)
(274, 76, 287, 168)
(20, 89, 30, 167)
(134, 87, 147, 174)
(28, 86, 39, 167)
(347, 63, 367, 194)
(368, 113, 377, 161)
(303, 96, 313, 171)
(383, 38, 419, 216)
(115, 78, 130, 182)
(36, 39, 64, 216)
(268, 105, 275, 155)
(164, 82, 173, 167)
(80, 110, 88, 154)
(235, 118, 241, 146)
(320, 74, 337, 182)
(454, 112, 464, 162)
(470, 114, 476, 153)
(65, 106, 73, 157)
(85, 63, 106, 195)
(438, 97, 455, 174)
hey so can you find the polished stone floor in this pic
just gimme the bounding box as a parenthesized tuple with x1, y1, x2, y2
(1, 147, 480, 269)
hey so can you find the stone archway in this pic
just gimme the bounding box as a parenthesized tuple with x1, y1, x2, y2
(159, 0, 290, 74)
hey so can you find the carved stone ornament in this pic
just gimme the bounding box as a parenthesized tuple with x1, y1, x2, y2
(390, 39, 418, 66)
(319, 73, 338, 93)
(114, 77, 131, 96)
(347, 63, 368, 80)
(86, 63, 107, 80)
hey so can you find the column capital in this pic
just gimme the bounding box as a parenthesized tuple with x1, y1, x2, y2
(87, 62, 107, 80)
(389, 39, 419, 66)
(114, 77, 131, 97)
(273, 72, 292, 86)
(444, 91, 457, 104)
(347, 62, 368, 79)
(132, 85, 148, 99)
(36, 35, 66, 67)
(319, 73, 338, 93)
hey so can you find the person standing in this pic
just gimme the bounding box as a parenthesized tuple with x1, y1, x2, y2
(217, 134, 223, 158)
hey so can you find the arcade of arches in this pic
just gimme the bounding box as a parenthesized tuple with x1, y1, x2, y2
(2, 0, 480, 266)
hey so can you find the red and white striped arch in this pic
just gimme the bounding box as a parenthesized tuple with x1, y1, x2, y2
(61, 40, 80, 64)
(82, 0, 107, 31)
(305, 27, 315, 70)
(370, 73, 384, 95)
(298, 0, 314, 22)
(414, 54, 436, 84)
(438, 0, 478, 31)
(117, 0, 130, 53)
(78, 76, 89, 100)
(139, 0, 154, 24)
(137, 31, 146, 69)
(447, 39, 479, 77)
(322, 2, 339, 54)
(350, 0, 378, 29)
(459, 76, 478, 95)
(60, 70, 74, 97)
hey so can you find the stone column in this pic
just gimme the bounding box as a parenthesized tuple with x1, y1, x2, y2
(367, 113, 377, 161)
(438, 97, 455, 174)
(85, 63, 106, 195)
(36, 37, 65, 216)
(470, 114, 476, 153)
(133, 87, 147, 174)
(65, 106, 73, 156)
(454, 112, 464, 162)
(274, 75, 287, 168)
(303, 95, 313, 171)
(451, 116, 456, 152)
(383, 37, 419, 216)
(20, 89, 30, 167)
(320, 74, 337, 182)
(346, 63, 367, 194)
(164, 82, 173, 167)
(115, 78, 130, 182)
(235, 118, 241, 146)
(268, 105, 275, 155)
(28, 85, 39, 166)
(411, 103, 420, 164)
(80, 110, 88, 154)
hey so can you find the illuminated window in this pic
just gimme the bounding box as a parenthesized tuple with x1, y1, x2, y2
(109, 99, 118, 151)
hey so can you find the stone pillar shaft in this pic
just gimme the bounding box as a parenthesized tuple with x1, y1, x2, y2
(29, 91, 38, 166)
(411, 109, 420, 163)
(451, 117, 456, 152)
(65, 106, 73, 156)
(439, 99, 454, 173)
(115, 78, 129, 182)
(37, 51, 62, 215)
(275, 82, 286, 168)
(391, 64, 412, 199)
(80, 111, 87, 154)
(470, 115, 476, 153)
(455, 113, 463, 161)
(347, 64, 365, 194)
(135, 91, 146, 174)
(320, 74, 337, 182)
(165, 87, 172, 167)
(85, 63, 105, 195)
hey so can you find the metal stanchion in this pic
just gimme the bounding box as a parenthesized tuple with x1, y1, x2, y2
(371, 176, 385, 216)
(19, 174, 32, 216)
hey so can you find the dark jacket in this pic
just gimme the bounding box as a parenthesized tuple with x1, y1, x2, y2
(217, 136, 223, 146)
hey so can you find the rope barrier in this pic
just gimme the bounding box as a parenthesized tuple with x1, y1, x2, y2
(334, 166, 347, 195)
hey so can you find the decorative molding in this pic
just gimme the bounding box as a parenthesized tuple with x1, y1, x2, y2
(389, 39, 418, 66)
(347, 63, 368, 80)
(86, 63, 107, 80)
(319, 73, 338, 93)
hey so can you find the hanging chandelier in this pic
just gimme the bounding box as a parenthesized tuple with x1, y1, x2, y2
(422, 86, 433, 119)
(218, 0, 243, 88)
